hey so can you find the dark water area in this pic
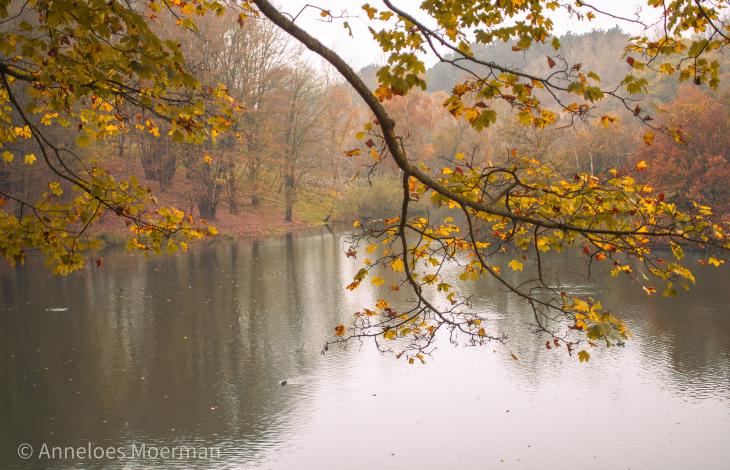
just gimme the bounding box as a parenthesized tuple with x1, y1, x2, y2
(1, 230, 729, 469)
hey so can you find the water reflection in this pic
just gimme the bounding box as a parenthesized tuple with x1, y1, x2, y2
(1, 230, 729, 469)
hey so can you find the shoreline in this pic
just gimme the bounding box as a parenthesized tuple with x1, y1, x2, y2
(91, 198, 338, 248)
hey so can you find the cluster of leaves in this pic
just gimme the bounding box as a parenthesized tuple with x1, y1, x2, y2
(0, 165, 211, 273)
(626, 0, 729, 89)
(0, 0, 239, 272)
(338, 154, 728, 363)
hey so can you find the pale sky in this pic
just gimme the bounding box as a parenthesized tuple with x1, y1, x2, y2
(279, 0, 658, 69)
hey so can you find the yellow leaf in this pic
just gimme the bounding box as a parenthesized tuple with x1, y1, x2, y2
(508, 259, 524, 272)
(41, 112, 59, 126)
(181, 2, 196, 15)
(1, 150, 13, 163)
(578, 350, 590, 362)
(352, 220, 361, 228)
(573, 298, 590, 312)
(374, 85, 393, 101)
(13, 126, 31, 138)
(599, 115, 616, 127)
(207, 225, 219, 235)
(643, 131, 655, 146)
(390, 258, 405, 272)
(635, 160, 648, 171)
(376, 299, 390, 309)
(24, 153, 36, 165)
(422, 274, 438, 284)
(478, 328, 486, 337)
(384, 329, 397, 340)
(48, 181, 63, 196)
(708, 257, 724, 267)
(371, 276, 385, 287)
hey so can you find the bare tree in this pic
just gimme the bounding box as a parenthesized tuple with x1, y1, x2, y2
(279, 59, 326, 222)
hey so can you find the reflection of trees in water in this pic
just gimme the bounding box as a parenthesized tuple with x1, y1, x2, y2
(606, 262, 730, 396)
(0, 232, 349, 467)
(430, 249, 730, 393)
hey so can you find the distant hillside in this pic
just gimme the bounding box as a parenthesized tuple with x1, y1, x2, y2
(358, 27, 729, 105)
(426, 28, 630, 92)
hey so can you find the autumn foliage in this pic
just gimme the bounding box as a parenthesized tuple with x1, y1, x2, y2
(636, 85, 730, 215)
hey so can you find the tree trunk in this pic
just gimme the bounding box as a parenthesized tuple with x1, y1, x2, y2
(198, 195, 217, 220)
(118, 132, 125, 158)
(229, 195, 239, 214)
(158, 149, 176, 193)
(228, 174, 239, 215)
(284, 171, 295, 222)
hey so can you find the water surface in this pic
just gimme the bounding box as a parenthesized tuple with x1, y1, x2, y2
(1, 230, 729, 469)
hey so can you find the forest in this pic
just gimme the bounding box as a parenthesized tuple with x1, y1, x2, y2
(2, 19, 728, 244)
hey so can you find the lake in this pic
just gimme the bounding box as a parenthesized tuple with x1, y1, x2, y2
(1, 229, 729, 469)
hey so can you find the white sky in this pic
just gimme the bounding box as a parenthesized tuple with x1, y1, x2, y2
(279, 0, 658, 69)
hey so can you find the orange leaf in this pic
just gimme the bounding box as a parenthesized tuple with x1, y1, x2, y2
(643, 132, 655, 146)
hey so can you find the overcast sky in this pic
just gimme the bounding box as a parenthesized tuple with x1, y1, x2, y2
(278, 0, 656, 69)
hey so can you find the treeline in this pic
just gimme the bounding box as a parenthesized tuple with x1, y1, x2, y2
(122, 12, 367, 223)
(356, 28, 730, 217)
(2, 12, 364, 229)
(2, 23, 728, 230)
